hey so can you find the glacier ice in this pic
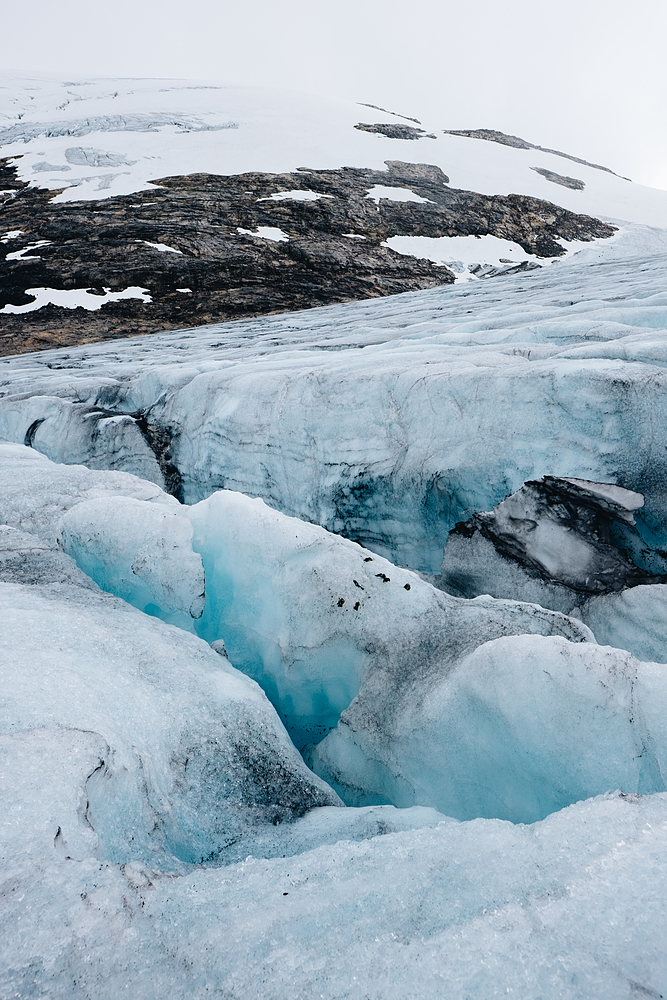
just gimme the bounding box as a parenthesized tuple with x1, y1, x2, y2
(11, 445, 667, 830)
(309, 632, 667, 821)
(3, 170, 667, 995)
(4, 244, 667, 573)
(2, 792, 666, 999)
(24, 453, 590, 750)
(0, 445, 341, 869)
(579, 583, 667, 663)
(1, 580, 339, 866)
(62, 495, 205, 630)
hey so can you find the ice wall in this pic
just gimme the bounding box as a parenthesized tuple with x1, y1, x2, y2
(3, 248, 667, 573)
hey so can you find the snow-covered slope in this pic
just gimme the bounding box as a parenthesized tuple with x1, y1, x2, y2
(2, 77, 665, 224)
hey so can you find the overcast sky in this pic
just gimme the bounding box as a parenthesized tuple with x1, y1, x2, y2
(5, 0, 666, 189)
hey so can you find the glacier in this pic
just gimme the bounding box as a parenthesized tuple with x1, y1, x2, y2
(5, 441, 667, 833)
(4, 240, 667, 997)
(4, 77, 667, 1000)
(4, 231, 667, 572)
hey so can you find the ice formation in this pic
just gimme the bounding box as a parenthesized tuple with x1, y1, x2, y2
(2, 790, 666, 998)
(3, 235, 667, 572)
(7, 444, 667, 834)
(4, 78, 667, 999)
(309, 633, 667, 821)
(62, 495, 206, 631)
(0, 449, 340, 871)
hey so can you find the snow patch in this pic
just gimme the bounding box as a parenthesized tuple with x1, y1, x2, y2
(365, 185, 432, 204)
(258, 189, 333, 202)
(4, 240, 52, 261)
(0, 286, 152, 314)
(382, 233, 537, 277)
(237, 226, 289, 242)
(136, 240, 183, 254)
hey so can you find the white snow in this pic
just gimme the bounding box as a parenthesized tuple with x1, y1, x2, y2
(1, 229, 24, 242)
(382, 232, 537, 275)
(383, 232, 624, 280)
(2, 76, 665, 228)
(0, 285, 152, 313)
(237, 225, 290, 241)
(177, 287, 192, 293)
(259, 189, 333, 202)
(4, 239, 52, 260)
(136, 239, 184, 254)
(365, 184, 432, 204)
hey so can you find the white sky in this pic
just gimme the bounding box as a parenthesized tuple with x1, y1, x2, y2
(3, 0, 666, 190)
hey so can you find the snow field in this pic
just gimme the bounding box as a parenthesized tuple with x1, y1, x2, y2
(2, 76, 667, 229)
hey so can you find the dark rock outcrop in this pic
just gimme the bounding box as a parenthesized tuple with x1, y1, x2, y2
(354, 123, 436, 140)
(532, 167, 585, 191)
(444, 128, 631, 180)
(439, 476, 664, 613)
(1, 156, 615, 355)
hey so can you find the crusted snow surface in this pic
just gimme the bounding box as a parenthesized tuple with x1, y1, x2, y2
(2, 792, 667, 999)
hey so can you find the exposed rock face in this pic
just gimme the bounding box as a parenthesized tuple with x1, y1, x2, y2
(0, 156, 615, 356)
(532, 166, 585, 191)
(444, 128, 630, 179)
(439, 476, 664, 613)
(354, 122, 436, 140)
